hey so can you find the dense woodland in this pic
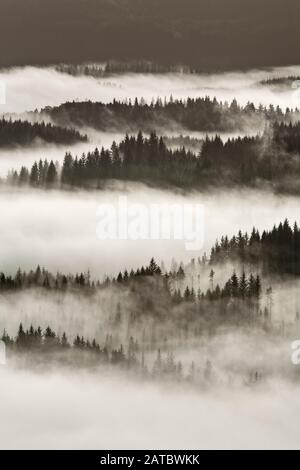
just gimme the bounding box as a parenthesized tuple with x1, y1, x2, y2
(1, 318, 267, 386)
(0, 256, 266, 337)
(163, 135, 203, 153)
(2, 218, 300, 382)
(55, 61, 194, 77)
(0, 256, 285, 385)
(38, 97, 299, 134)
(210, 219, 300, 276)
(8, 123, 300, 190)
(0, 258, 262, 305)
(260, 76, 300, 88)
(0, 259, 268, 383)
(0, 119, 87, 147)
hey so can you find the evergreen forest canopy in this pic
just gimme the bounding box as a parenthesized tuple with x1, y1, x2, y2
(0, 119, 87, 147)
(0, 253, 269, 380)
(3, 0, 300, 449)
(260, 76, 300, 89)
(55, 61, 195, 77)
(210, 219, 300, 276)
(37, 97, 299, 134)
(2, 220, 299, 382)
(8, 123, 300, 192)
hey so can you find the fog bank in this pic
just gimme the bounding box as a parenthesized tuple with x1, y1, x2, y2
(0, 185, 299, 278)
(1, 65, 300, 115)
(0, 368, 299, 449)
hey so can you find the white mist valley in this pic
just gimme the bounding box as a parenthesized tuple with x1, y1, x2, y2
(1, 59, 300, 452)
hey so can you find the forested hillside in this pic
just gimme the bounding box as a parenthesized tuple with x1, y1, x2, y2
(0, 119, 87, 147)
(38, 98, 297, 134)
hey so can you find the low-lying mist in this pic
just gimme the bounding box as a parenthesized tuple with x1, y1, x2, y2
(0, 133, 126, 177)
(0, 367, 299, 449)
(1, 65, 300, 115)
(1, 62, 300, 451)
(0, 184, 299, 277)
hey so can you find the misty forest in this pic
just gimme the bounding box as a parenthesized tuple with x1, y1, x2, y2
(1, 0, 300, 451)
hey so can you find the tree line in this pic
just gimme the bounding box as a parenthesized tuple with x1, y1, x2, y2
(1, 322, 216, 385)
(8, 125, 300, 190)
(210, 219, 300, 276)
(200, 121, 300, 184)
(0, 256, 269, 342)
(0, 259, 261, 303)
(39, 96, 298, 134)
(8, 132, 197, 188)
(260, 76, 300, 88)
(55, 61, 193, 77)
(0, 118, 87, 147)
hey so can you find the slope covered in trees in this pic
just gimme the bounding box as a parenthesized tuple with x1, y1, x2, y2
(1, 313, 268, 388)
(38, 98, 298, 134)
(0, 258, 267, 371)
(3, 221, 299, 384)
(55, 61, 191, 77)
(0, 119, 87, 147)
(8, 124, 300, 191)
(0, 260, 261, 305)
(0, 255, 269, 373)
(210, 219, 300, 276)
(260, 76, 300, 89)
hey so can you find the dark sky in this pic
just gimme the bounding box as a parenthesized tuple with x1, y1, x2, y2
(1, 0, 299, 69)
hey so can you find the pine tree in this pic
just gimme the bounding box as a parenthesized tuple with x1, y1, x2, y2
(46, 160, 58, 186)
(30, 162, 39, 186)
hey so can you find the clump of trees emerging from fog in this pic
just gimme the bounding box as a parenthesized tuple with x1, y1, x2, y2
(260, 76, 300, 88)
(55, 60, 194, 77)
(37, 97, 299, 133)
(8, 123, 300, 191)
(210, 219, 300, 276)
(0, 118, 87, 147)
(1, 322, 218, 386)
(3, 218, 298, 383)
